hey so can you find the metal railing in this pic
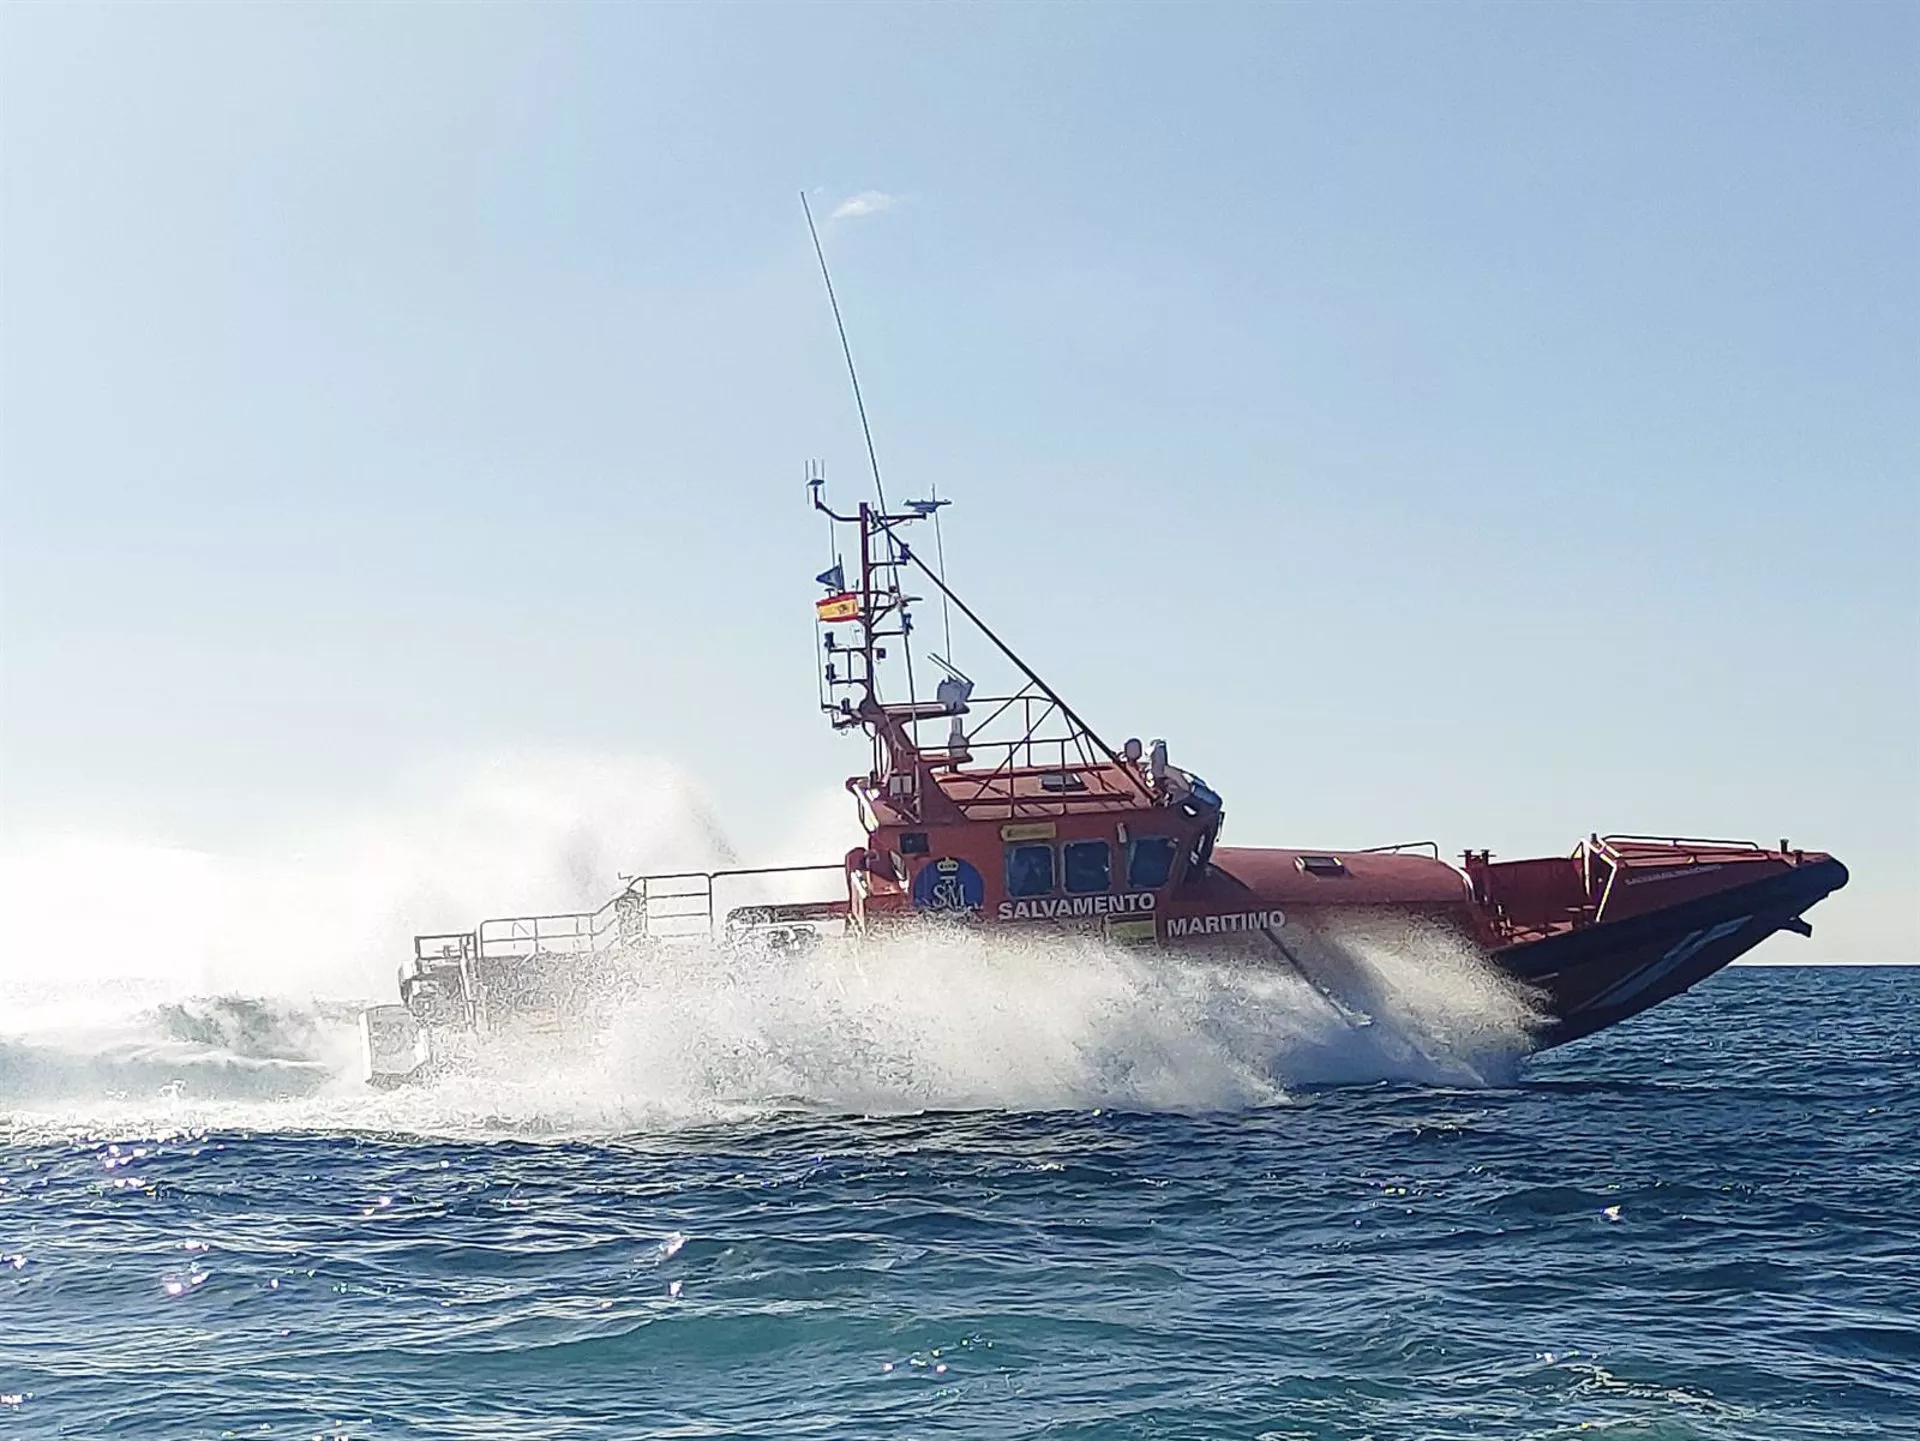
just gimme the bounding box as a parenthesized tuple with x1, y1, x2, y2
(413, 931, 477, 963)
(476, 911, 604, 961)
(1599, 834, 1765, 852)
(1358, 840, 1442, 860)
(894, 688, 1152, 820)
(453, 863, 848, 963)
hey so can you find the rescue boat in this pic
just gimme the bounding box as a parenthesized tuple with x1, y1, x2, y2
(358, 477, 1847, 1087)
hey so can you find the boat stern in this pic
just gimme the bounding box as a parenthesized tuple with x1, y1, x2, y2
(359, 1003, 433, 1089)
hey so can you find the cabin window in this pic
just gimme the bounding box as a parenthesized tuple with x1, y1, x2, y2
(1189, 821, 1218, 877)
(1005, 843, 1056, 897)
(1063, 840, 1111, 894)
(1127, 836, 1177, 889)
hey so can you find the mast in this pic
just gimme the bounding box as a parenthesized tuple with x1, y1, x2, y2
(800, 191, 888, 515)
(809, 476, 1157, 818)
(800, 200, 1158, 822)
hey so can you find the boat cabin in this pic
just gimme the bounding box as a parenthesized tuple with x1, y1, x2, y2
(845, 705, 1225, 934)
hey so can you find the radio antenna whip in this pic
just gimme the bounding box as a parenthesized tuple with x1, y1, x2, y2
(801, 191, 888, 514)
(930, 482, 954, 659)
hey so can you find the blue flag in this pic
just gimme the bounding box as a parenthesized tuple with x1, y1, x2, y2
(815, 562, 845, 592)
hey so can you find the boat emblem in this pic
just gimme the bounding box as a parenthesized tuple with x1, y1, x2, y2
(911, 857, 986, 915)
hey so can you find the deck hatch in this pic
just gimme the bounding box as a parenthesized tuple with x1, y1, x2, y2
(1298, 854, 1348, 877)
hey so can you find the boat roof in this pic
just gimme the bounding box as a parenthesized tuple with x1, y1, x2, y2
(861, 756, 1169, 829)
(929, 759, 1150, 820)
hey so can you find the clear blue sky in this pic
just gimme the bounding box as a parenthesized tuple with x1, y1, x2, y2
(2, 3, 1914, 961)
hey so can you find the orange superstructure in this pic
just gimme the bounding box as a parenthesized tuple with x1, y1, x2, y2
(795, 479, 1846, 1048)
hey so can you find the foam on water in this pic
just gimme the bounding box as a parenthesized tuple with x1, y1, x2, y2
(10, 969, 1911, 1441)
(0, 754, 1542, 1139)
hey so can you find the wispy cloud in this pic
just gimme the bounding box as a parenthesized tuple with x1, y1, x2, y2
(831, 190, 898, 221)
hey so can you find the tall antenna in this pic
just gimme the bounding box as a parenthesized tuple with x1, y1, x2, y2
(800, 191, 888, 514)
(928, 483, 954, 660)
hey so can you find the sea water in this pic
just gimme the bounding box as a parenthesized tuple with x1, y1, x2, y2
(5, 961, 1914, 1439)
(1, 771, 1913, 1439)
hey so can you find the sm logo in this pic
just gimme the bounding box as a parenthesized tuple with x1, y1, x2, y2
(911, 857, 986, 915)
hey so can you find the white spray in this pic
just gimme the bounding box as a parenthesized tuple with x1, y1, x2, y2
(0, 753, 1542, 1139)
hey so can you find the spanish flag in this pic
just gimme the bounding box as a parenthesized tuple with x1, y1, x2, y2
(815, 591, 861, 623)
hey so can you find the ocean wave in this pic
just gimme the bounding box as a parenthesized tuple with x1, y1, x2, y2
(0, 994, 349, 1109)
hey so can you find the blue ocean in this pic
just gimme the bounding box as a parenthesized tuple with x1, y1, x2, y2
(3, 962, 1914, 1440)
